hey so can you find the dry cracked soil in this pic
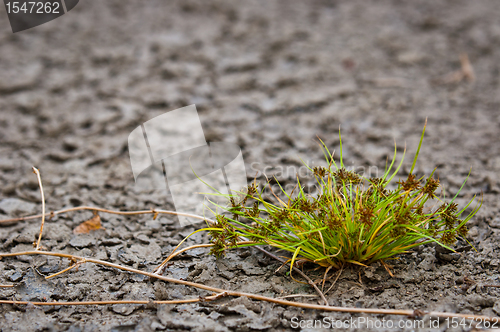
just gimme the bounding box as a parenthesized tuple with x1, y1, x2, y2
(1, 1, 500, 331)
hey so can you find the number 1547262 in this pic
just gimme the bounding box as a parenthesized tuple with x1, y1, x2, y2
(5, 2, 60, 14)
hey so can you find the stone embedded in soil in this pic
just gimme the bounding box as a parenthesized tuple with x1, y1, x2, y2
(101, 237, 122, 246)
(69, 234, 97, 248)
(111, 304, 138, 316)
(0, 62, 43, 93)
(10, 244, 36, 262)
(164, 266, 189, 280)
(224, 304, 278, 330)
(43, 223, 72, 242)
(157, 304, 229, 332)
(0, 198, 37, 217)
(467, 294, 495, 308)
(13, 224, 41, 244)
(158, 217, 175, 226)
(145, 219, 162, 231)
(135, 233, 151, 244)
(223, 297, 262, 314)
(238, 260, 266, 275)
(363, 265, 383, 281)
(182, 247, 208, 258)
(467, 226, 480, 240)
(15, 268, 53, 302)
(117, 248, 140, 265)
(16, 306, 55, 331)
(208, 311, 223, 320)
(129, 240, 161, 262)
(150, 321, 166, 331)
(493, 301, 500, 315)
(6, 270, 23, 282)
(0, 159, 16, 172)
(488, 217, 500, 228)
(418, 248, 437, 271)
(437, 252, 461, 262)
(192, 262, 216, 283)
(37, 257, 61, 274)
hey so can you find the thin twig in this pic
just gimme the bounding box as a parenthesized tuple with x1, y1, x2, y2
(324, 266, 343, 296)
(380, 260, 394, 277)
(0, 292, 227, 306)
(433, 53, 475, 85)
(0, 251, 497, 322)
(45, 261, 84, 279)
(460, 53, 475, 82)
(155, 241, 263, 275)
(322, 266, 333, 292)
(154, 244, 214, 274)
(277, 294, 319, 299)
(0, 285, 14, 288)
(0, 206, 214, 225)
(32, 167, 45, 250)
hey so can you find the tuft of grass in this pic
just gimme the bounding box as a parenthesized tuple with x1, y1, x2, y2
(203, 124, 481, 273)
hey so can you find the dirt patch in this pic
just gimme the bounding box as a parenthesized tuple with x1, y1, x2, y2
(1, 0, 500, 331)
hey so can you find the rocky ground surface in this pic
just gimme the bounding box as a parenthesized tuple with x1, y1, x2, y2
(1, 0, 500, 331)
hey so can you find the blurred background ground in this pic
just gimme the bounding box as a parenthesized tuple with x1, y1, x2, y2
(1, 1, 500, 331)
